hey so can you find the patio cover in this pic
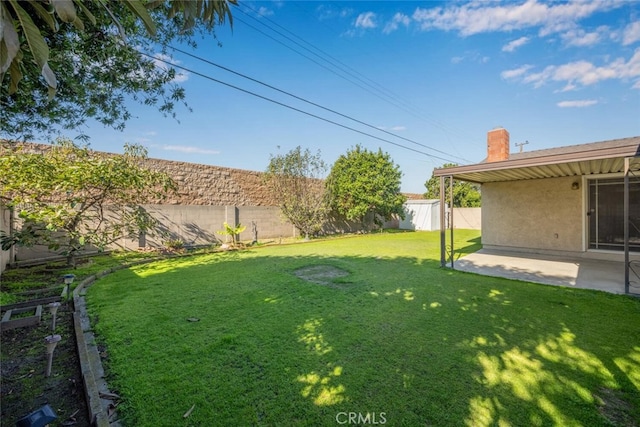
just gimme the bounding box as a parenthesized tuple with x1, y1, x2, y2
(433, 136, 640, 295)
(433, 136, 640, 184)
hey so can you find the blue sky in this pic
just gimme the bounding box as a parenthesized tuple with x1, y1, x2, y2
(79, 0, 639, 194)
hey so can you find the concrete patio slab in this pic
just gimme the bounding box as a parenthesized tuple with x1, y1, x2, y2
(454, 249, 640, 295)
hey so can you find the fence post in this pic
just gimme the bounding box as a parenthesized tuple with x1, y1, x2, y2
(224, 206, 240, 243)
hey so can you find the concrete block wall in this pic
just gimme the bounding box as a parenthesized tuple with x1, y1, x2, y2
(237, 206, 297, 241)
(453, 207, 482, 230)
(112, 205, 294, 250)
(141, 158, 276, 206)
(12, 143, 276, 207)
(2, 143, 410, 266)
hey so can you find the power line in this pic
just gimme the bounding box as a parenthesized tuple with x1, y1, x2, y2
(233, 15, 405, 113)
(144, 52, 459, 163)
(236, 6, 400, 104)
(234, 9, 434, 129)
(167, 45, 470, 163)
(239, 4, 423, 119)
(237, 3, 476, 148)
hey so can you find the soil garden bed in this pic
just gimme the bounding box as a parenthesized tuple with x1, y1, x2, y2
(1, 297, 90, 426)
(0, 247, 220, 426)
(0, 254, 148, 427)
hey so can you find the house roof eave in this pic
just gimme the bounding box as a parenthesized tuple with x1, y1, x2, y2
(433, 136, 640, 183)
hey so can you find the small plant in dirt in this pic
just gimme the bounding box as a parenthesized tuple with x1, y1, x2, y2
(163, 238, 185, 252)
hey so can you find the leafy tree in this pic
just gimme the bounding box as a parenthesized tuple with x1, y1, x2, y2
(424, 163, 482, 207)
(264, 146, 329, 239)
(326, 145, 406, 228)
(0, 139, 177, 266)
(1, 0, 236, 142)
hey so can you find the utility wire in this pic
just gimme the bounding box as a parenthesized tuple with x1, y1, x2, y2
(233, 15, 403, 114)
(239, 4, 421, 119)
(144, 52, 459, 163)
(236, 6, 397, 103)
(234, 10, 433, 129)
(238, 3, 476, 148)
(167, 45, 469, 163)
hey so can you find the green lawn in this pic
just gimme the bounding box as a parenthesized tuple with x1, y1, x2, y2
(87, 230, 640, 426)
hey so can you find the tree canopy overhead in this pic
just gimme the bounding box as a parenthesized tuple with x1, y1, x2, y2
(326, 145, 406, 228)
(0, 0, 236, 142)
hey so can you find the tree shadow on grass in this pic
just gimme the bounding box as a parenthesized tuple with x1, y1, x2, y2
(86, 250, 640, 426)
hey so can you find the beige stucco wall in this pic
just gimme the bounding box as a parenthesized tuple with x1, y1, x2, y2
(482, 176, 583, 253)
(453, 207, 481, 230)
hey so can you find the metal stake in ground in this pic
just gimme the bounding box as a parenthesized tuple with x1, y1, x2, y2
(44, 335, 62, 377)
(48, 302, 61, 331)
(62, 274, 75, 300)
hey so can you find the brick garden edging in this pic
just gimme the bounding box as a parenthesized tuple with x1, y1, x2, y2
(71, 258, 158, 427)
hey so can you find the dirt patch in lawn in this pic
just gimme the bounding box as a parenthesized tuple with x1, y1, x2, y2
(293, 265, 350, 288)
(1, 301, 89, 426)
(596, 387, 638, 426)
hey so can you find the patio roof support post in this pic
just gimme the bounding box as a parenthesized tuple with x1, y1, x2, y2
(439, 175, 446, 268)
(624, 157, 630, 294)
(449, 175, 454, 269)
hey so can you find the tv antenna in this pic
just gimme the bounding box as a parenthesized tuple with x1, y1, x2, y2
(515, 140, 529, 153)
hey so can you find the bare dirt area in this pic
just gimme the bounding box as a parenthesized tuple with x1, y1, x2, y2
(293, 264, 350, 288)
(1, 300, 90, 426)
(596, 387, 639, 427)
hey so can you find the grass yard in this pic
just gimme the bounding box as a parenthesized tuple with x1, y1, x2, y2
(87, 230, 640, 426)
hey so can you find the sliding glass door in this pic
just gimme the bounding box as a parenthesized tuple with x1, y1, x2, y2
(588, 178, 640, 252)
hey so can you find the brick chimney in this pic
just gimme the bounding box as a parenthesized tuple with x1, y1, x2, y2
(487, 127, 510, 162)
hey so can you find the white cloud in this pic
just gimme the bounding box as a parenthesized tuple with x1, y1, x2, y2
(502, 36, 530, 52)
(162, 145, 220, 155)
(412, 0, 619, 37)
(383, 13, 411, 34)
(377, 125, 406, 131)
(355, 12, 377, 29)
(559, 82, 578, 92)
(501, 64, 534, 79)
(316, 5, 353, 21)
(623, 21, 640, 45)
(451, 51, 491, 65)
(557, 100, 598, 108)
(503, 48, 640, 89)
(257, 6, 274, 17)
(153, 53, 189, 83)
(561, 26, 609, 47)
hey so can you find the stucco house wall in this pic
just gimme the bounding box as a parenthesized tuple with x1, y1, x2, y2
(482, 176, 583, 254)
